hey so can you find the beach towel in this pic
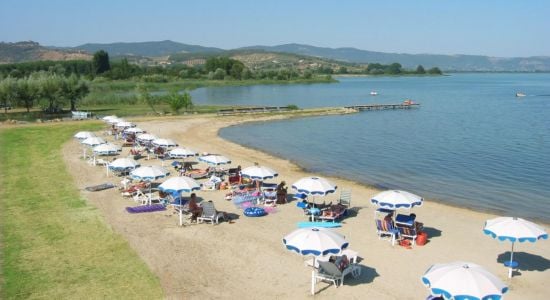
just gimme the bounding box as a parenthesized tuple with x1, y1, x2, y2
(85, 183, 116, 192)
(126, 204, 166, 214)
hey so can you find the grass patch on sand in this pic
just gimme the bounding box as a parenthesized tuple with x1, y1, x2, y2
(0, 123, 163, 299)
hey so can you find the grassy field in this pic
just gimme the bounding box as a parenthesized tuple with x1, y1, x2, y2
(0, 123, 163, 299)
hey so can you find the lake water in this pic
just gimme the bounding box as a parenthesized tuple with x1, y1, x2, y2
(191, 74, 550, 222)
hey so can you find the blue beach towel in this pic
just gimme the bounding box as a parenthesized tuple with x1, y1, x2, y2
(126, 204, 166, 213)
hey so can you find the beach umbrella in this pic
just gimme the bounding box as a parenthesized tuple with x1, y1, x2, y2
(198, 154, 231, 165)
(130, 165, 170, 181)
(93, 143, 122, 156)
(169, 147, 198, 159)
(159, 176, 201, 226)
(292, 176, 337, 196)
(116, 121, 135, 128)
(108, 157, 140, 171)
(81, 137, 107, 147)
(74, 131, 96, 140)
(283, 227, 349, 295)
(370, 190, 423, 210)
(152, 138, 178, 148)
(136, 133, 157, 142)
(422, 261, 508, 300)
(107, 118, 124, 124)
(241, 165, 278, 180)
(102, 115, 118, 122)
(124, 127, 145, 134)
(483, 217, 548, 278)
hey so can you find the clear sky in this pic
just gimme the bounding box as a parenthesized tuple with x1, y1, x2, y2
(1, 0, 549, 57)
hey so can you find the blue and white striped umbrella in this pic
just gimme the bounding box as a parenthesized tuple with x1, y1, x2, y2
(74, 131, 96, 140)
(370, 190, 423, 210)
(198, 154, 231, 165)
(81, 136, 107, 147)
(241, 165, 278, 180)
(158, 176, 201, 194)
(422, 261, 508, 300)
(93, 143, 122, 156)
(291, 176, 337, 196)
(130, 166, 170, 181)
(108, 157, 140, 171)
(483, 217, 548, 278)
(283, 227, 348, 295)
(169, 147, 198, 158)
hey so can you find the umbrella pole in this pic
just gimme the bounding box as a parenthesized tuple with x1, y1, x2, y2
(179, 207, 183, 226)
(311, 257, 316, 295)
(509, 242, 515, 278)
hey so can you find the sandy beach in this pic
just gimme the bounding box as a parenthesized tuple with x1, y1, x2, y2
(63, 113, 549, 299)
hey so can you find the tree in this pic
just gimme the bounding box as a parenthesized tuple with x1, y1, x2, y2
(92, 50, 111, 75)
(387, 63, 402, 74)
(416, 65, 426, 74)
(427, 67, 442, 75)
(167, 90, 185, 114)
(212, 68, 226, 80)
(16, 77, 39, 112)
(137, 84, 157, 113)
(181, 91, 193, 111)
(37, 73, 65, 113)
(0, 77, 17, 113)
(63, 74, 90, 111)
(338, 66, 348, 74)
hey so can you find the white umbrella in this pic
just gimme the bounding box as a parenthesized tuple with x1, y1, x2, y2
(136, 133, 157, 142)
(93, 143, 122, 156)
(283, 227, 349, 295)
(241, 165, 278, 180)
(370, 190, 423, 210)
(81, 137, 107, 147)
(169, 147, 198, 159)
(74, 131, 96, 140)
(108, 157, 140, 171)
(292, 176, 337, 221)
(124, 127, 144, 134)
(422, 261, 508, 300)
(102, 115, 118, 122)
(116, 121, 135, 128)
(159, 176, 201, 226)
(107, 118, 124, 124)
(152, 138, 178, 148)
(198, 154, 231, 165)
(130, 166, 170, 181)
(483, 217, 548, 278)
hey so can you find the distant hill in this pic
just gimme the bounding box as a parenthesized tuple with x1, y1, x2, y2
(239, 43, 550, 72)
(0, 41, 90, 64)
(74, 40, 224, 57)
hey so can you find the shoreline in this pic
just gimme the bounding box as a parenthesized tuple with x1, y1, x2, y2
(62, 111, 549, 299)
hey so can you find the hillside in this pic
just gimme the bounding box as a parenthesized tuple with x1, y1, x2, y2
(74, 40, 223, 57)
(0, 41, 91, 64)
(239, 43, 550, 72)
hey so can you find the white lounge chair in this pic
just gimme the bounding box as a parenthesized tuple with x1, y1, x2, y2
(315, 259, 360, 288)
(197, 201, 226, 225)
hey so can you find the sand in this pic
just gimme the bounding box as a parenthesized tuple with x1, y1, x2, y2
(63, 113, 549, 299)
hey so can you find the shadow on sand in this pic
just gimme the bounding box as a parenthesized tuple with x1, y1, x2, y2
(497, 251, 550, 272)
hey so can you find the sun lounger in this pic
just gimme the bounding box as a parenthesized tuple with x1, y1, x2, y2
(397, 225, 417, 246)
(197, 201, 226, 225)
(85, 183, 116, 192)
(315, 259, 360, 287)
(375, 219, 399, 246)
(126, 204, 166, 214)
(318, 204, 347, 222)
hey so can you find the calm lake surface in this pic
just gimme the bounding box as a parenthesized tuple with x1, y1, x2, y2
(192, 74, 550, 222)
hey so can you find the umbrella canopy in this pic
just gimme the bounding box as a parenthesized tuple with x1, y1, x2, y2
(136, 133, 157, 142)
(283, 227, 349, 295)
(102, 115, 118, 122)
(152, 138, 178, 148)
(241, 165, 278, 180)
(169, 147, 198, 158)
(81, 137, 107, 147)
(116, 121, 135, 128)
(124, 127, 145, 134)
(130, 166, 170, 181)
(74, 131, 96, 140)
(422, 261, 508, 300)
(483, 217, 548, 278)
(292, 176, 337, 196)
(198, 154, 231, 165)
(93, 143, 122, 155)
(107, 118, 124, 124)
(158, 176, 201, 194)
(108, 157, 140, 171)
(370, 190, 423, 210)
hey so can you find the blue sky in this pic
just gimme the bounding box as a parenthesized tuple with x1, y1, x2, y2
(1, 0, 549, 57)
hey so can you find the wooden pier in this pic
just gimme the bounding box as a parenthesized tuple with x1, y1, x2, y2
(345, 103, 420, 111)
(217, 106, 292, 116)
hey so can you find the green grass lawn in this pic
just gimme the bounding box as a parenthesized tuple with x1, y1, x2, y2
(0, 123, 163, 299)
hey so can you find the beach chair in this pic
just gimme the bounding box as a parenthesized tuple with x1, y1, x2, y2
(397, 225, 417, 246)
(375, 219, 399, 246)
(318, 204, 347, 222)
(315, 260, 359, 288)
(262, 189, 277, 206)
(338, 189, 351, 208)
(197, 201, 226, 225)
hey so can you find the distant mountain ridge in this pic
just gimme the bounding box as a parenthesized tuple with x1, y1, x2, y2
(1, 40, 550, 71)
(239, 43, 550, 72)
(74, 40, 223, 57)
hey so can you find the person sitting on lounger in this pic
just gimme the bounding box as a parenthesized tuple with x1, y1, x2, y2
(384, 212, 394, 223)
(188, 193, 202, 221)
(276, 181, 288, 204)
(329, 255, 350, 271)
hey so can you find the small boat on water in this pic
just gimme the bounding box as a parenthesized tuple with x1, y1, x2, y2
(403, 99, 415, 105)
(370, 91, 378, 96)
(516, 92, 526, 97)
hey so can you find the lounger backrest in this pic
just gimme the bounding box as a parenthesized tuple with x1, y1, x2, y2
(318, 261, 343, 277)
(339, 189, 352, 207)
(398, 226, 416, 236)
(200, 201, 217, 218)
